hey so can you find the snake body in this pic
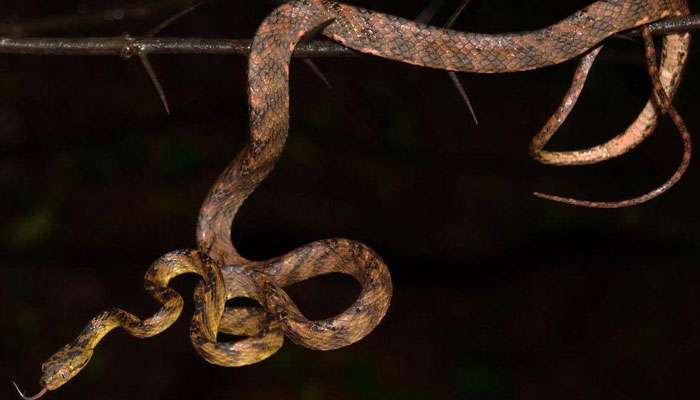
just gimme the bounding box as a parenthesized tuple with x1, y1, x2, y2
(530, 32, 690, 166)
(35, 0, 690, 395)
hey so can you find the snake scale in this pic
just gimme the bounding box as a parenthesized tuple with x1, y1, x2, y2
(21, 0, 691, 397)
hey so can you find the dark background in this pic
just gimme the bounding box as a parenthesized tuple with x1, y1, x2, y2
(2, 0, 700, 399)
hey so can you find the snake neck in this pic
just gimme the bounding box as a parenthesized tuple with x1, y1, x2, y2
(196, 1, 334, 266)
(70, 309, 121, 350)
(40, 250, 226, 390)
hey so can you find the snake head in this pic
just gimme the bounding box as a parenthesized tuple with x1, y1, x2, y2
(39, 343, 93, 390)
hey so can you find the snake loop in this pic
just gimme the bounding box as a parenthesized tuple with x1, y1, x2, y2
(533, 25, 692, 207)
(530, 32, 690, 166)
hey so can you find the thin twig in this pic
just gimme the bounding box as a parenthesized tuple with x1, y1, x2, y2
(139, 3, 203, 114)
(147, 2, 202, 37)
(415, 0, 478, 124)
(139, 52, 171, 114)
(628, 13, 700, 37)
(415, 0, 446, 24)
(303, 58, 333, 88)
(0, 0, 195, 37)
(444, 0, 478, 125)
(0, 14, 698, 58)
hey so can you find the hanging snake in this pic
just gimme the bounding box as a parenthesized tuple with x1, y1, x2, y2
(18, 0, 691, 398)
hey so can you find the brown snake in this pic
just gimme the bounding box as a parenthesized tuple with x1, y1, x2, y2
(18, 1, 691, 398)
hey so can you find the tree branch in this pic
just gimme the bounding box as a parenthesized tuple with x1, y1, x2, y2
(0, 36, 353, 57)
(0, 14, 697, 58)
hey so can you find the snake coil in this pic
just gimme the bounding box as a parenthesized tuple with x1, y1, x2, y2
(21, 0, 690, 397)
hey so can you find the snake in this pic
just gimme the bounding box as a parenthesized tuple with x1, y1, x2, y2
(20, 0, 691, 398)
(532, 24, 692, 208)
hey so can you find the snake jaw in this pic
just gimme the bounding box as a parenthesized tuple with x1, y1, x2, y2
(39, 344, 93, 391)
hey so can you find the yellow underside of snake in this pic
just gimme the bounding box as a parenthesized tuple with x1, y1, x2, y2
(39, 240, 392, 392)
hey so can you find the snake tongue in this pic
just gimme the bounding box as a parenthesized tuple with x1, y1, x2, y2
(12, 381, 48, 400)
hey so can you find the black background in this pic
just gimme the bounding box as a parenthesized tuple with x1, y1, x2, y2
(2, 0, 700, 399)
